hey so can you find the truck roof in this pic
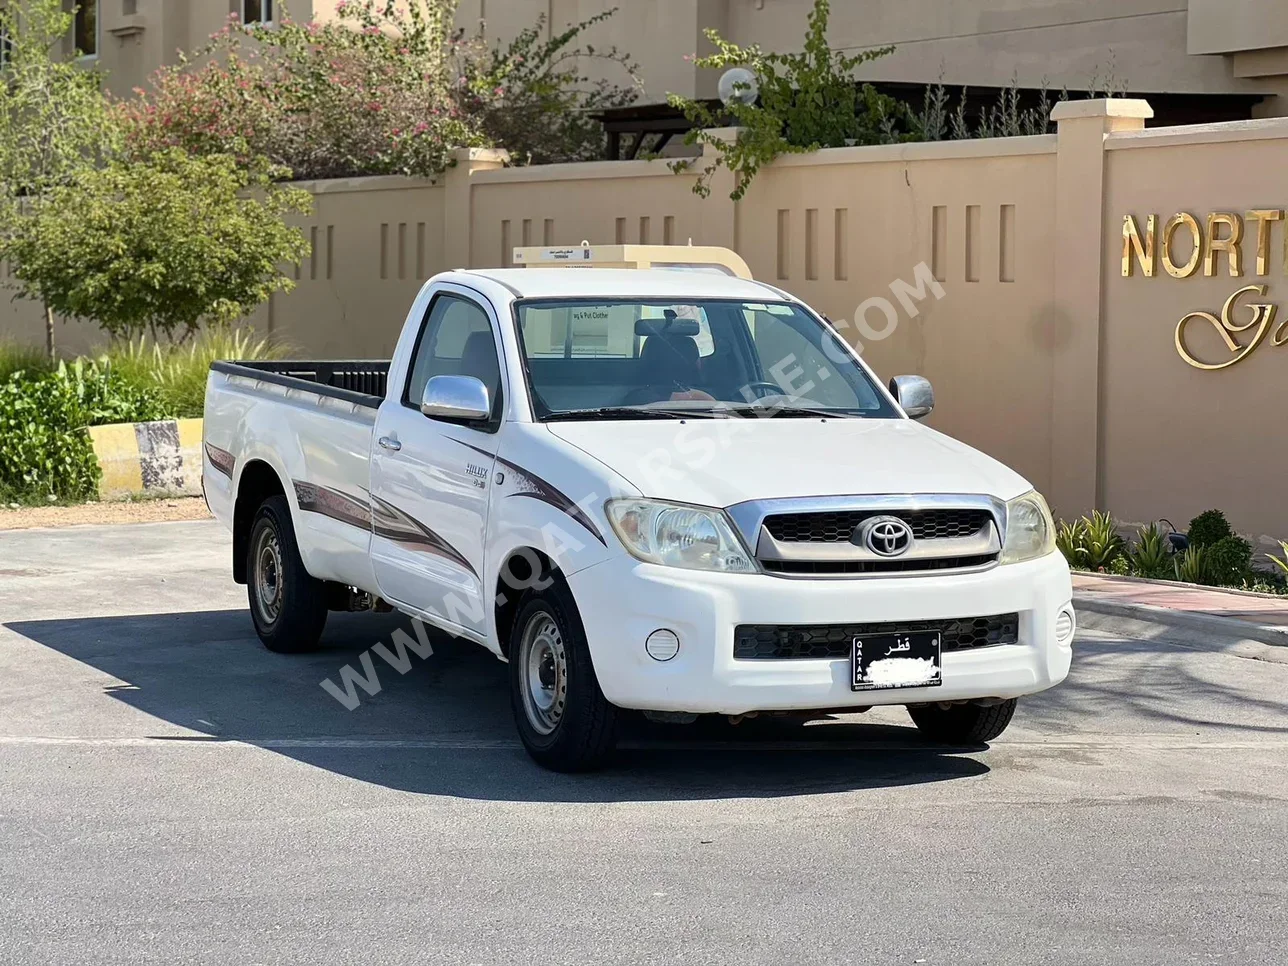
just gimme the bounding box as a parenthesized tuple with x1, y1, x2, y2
(454, 268, 789, 302)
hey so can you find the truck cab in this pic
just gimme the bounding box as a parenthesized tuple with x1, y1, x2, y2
(203, 246, 1074, 771)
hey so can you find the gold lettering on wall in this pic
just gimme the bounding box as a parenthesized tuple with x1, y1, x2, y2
(1175, 285, 1277, 370)
(1122, 214, 1157, 277)
(1161, 213, 1202, 279)
(1205, 212, 1244, 277)
(1121, 207, 1288, 370)
(1247, 209, 1283, 276)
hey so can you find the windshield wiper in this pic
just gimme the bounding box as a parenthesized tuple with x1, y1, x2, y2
(770, 407, 865, 419)
(711, 404, 864, 419)
(542, 407, 691, 422)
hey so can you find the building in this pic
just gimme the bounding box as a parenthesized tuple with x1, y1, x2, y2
(41, 1, 335, 96)
(473, 1, 1288, 113)
(51, 2, 1288, 115)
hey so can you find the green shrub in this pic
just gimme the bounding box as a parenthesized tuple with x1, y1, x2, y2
(1126, 522, 1174, 579)
(1187, 509, 1233, 549)
(0, 371, 98, 501)
(1080, 510, 1125, 571)
(64, 358, 168, 428)
(0, 360, 164, 502)
(1266, 541, 1288, 579)
(1206, 535, 1253, 586)
(1055, 518, 1089, 569)
(98, 327, 288, 419)
(0, 341, 54, 382)
(1055, 511, 1125, 571)
(1173, 545, 1211, 585)
(1108, 555, 1131, 576)
(1242, 574, 1288, 596)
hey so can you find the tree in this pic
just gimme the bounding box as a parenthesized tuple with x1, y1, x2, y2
(0, 0, 118, 357)
(452, 9, 641, 165)
(4, 150, 312, 342)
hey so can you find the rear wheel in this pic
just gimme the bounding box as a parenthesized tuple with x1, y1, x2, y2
(247, 495, 328, 653)
(907, 698, 1017, 744)
(509, 581, 618, 772)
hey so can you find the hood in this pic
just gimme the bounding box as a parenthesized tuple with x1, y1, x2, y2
(546, 418, 1033, 508)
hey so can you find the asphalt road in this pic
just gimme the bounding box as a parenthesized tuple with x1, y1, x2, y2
(1, 521, 1285, 966)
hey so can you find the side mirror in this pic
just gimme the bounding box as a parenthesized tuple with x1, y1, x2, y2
(889, 375, 934, 420)
(421, 374, 490, 422)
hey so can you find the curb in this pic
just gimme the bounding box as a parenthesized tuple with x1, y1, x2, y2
(1074, 571, 1288, 603)
(1074, 593, 1288, 664)
(87, 418, 203, 501)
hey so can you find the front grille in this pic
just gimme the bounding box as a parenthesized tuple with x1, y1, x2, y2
(760, 553, 997, 575)
(763, 508, 992, 543)
(733, 613, 1020, 660)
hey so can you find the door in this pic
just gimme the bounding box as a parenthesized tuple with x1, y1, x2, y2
(369, 292, 504, 638)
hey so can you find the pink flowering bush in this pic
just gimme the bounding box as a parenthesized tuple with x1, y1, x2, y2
(118, 2, 641, 179)
(118, 1, 487, 181)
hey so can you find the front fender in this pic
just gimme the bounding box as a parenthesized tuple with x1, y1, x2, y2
(482, 423, 636, 653)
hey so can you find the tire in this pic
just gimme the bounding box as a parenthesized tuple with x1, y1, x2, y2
(907, 698, 1018, 744)
(509, 580, 618, 772)
(246, 495, 328, 653)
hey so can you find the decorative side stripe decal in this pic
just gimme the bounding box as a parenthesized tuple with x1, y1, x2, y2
(289, 480, 479, 577)
(450, 439, 607, 547)
(205, 442, 235, 479)
(370, 494, 480, 578)
(293, 481, 373, 531)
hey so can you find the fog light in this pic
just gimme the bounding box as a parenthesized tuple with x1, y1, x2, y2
(1055, 607, 1075, 644)
(645, 629, 680, 662)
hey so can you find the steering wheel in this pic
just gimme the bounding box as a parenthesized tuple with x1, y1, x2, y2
(741, 381, 787, 401)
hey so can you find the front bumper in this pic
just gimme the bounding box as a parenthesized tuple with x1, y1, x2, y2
(567, 552, 1074, 715)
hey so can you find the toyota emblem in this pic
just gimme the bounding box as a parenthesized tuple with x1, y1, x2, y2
(859, 516, 914, 557)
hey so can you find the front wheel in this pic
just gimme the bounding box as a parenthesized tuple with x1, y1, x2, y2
(509, 582, 618, 772)
(247, 495, 328, 653)
(907, 698, 1017, 744)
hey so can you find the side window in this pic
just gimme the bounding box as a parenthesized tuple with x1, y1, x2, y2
(74, 1, 98, 58)
(405, 295, 502, 419)
(242, 0, 276, 26)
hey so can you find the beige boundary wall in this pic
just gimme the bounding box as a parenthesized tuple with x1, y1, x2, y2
(6, 99, 1288, 543)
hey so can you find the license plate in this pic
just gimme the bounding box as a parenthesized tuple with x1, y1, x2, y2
(851, 632, 942, 691)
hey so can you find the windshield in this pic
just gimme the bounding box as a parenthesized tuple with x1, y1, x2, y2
(514, 298, 899, 420)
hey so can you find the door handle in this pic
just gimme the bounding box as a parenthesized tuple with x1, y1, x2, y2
(378, 436, 402, 452)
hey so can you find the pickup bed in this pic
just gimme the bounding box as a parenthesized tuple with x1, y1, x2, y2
(204, 260, 1074, 771)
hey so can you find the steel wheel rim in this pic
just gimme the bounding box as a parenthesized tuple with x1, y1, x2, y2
(519, 612, 567, 736)
(253, 526, 284, 626)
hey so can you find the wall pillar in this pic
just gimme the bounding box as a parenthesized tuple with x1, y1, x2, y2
(443, 147, 509, 269)
(1048, 99, 1152, 519)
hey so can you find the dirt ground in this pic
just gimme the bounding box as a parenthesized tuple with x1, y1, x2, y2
(0, 497, 213, 531)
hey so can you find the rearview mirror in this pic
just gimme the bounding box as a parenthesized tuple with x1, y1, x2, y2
(421, 375, 490, 422)
(889, 375, 934, 420)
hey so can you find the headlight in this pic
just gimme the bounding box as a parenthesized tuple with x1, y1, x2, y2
(1000, 490, 1056, 565)
(605, 499, 756, 573)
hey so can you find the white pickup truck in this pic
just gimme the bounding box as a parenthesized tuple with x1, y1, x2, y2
(203, 245, 1074, 771)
